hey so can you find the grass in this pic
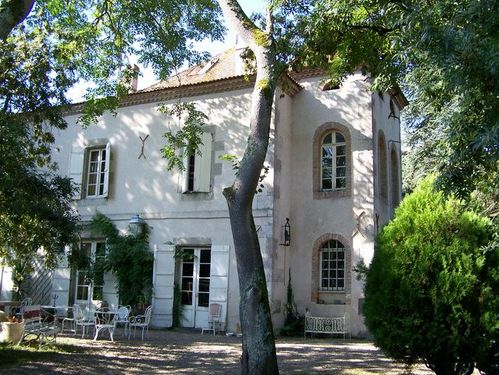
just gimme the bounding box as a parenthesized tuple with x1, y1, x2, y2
(0, 342, 84, 367)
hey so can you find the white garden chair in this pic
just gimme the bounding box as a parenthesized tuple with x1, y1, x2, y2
(201, 303, 222, 336)
(73, 304, 95, 339)
(128, 305, 152, 341)
(114, 305, 131, 336)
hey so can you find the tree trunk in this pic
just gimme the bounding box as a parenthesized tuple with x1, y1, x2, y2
(219, 1, 279, 374)
(0, 0, 35, 41)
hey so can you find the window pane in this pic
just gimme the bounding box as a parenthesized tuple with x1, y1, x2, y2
(322, 179, 332, 190)
(181, 278, 193, 291)
(198, 293, 209, 307)
(200, 249, 211, 263)
(337, 280, 344, 289)
(337, 251, 344, 260)
(323, 133, 332, 144)
(335, 132, 345, 143)
(337, 156, 346, 167)
(181, 291, 192, 305)
(321, 279, 328, 288)
(182, 263, 194, 276)
(199, 264, 210, 278)
(322, 146, 333, 157)
(336, 167, 346, 177)
(198, 279, 210, 292)
(337, 145, 345, 156)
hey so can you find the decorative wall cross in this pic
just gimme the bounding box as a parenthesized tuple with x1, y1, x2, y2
(352, 211, 366, 238)
(138, 134, 149, 159)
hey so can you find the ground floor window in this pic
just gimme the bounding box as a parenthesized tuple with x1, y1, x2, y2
(320, 240, 345, 291)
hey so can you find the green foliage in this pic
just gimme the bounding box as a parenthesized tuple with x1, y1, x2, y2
(88, 212, 153, 307)
(159, 102, 207, 171)
(364, 176, 496, 375)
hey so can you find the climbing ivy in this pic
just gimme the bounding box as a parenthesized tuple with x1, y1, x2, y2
(87, 212, 153, 308)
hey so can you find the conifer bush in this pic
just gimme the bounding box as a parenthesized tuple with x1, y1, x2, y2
(364, 176, 497, 375)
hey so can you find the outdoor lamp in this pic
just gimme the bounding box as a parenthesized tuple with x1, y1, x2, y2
(129, 214, 145, 236)
(280, 218, 291, 246)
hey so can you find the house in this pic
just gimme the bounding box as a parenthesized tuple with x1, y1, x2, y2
(1, 46, 406, 336)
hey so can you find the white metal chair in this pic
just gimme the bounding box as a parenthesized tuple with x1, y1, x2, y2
(59, 306, 76, 333)
(73, 304, 95, 339)
(128, 305, 152, 341)
(201, 303, 222, 336)
(114, 305, 131, 336)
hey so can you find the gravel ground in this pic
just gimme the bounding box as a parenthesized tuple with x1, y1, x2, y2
(1, 328, 434, 374)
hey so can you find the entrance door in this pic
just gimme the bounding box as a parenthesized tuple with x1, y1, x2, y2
(180, 247, 211, 328)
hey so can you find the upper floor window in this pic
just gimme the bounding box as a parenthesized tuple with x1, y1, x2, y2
(313, 123, 351, 200)
(320, 240, 345, 291)
(69, 141, 111, 200)
(321, 131, 346, 191)
(181, 132, 213, 193)
(86, 147, 108, 198)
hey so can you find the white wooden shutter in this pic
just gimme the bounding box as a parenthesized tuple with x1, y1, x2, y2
(181, 152, 189, 193)
(194, 132, 213, 192)
(101, 142, 111, 198)
(69, 145, 84, 199)
(151, 244, 176, 328)
(209, 245, 230, 328)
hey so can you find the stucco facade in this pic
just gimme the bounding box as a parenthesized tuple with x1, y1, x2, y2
(1, 49, 405, 337)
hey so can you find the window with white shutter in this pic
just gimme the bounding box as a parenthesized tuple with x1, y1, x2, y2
(181, 132, 213, 193)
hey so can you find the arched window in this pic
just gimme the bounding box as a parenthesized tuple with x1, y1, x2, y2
(378, 131, 388, 201)
(313, 122, 351, 199)
(390, 146, 400, 210)
(321, 131, 346, 191)
(320, 240, 345, 291)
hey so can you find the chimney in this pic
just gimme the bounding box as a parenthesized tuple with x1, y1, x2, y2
(130, 64, 140, 93)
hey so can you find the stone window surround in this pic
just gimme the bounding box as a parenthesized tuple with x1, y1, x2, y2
(313, 122, 352, 200)
(311, 233, 352, 303)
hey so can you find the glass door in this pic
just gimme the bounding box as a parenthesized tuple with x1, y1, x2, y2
(180, 247, 211, 328)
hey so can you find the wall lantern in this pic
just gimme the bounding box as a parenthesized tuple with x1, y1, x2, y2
(129, 214, 145, 236)
(280, 218, 291, 247)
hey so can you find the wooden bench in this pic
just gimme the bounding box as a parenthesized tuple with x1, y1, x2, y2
(304, 313, 350, 339)
(22, 305, 59, 348)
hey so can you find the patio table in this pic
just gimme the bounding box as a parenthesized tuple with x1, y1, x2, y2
(93, 310, 118, 341)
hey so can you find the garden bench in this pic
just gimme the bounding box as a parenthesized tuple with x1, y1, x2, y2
(304, 313, 350, 339)
(22, 305, 59, 348)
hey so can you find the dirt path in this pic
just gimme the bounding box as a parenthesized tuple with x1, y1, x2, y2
(1, 329, 433, 374)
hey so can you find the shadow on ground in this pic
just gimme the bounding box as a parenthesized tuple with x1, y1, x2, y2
(0, 328, 433, 374)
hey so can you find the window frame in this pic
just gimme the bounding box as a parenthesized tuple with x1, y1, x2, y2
(85, 146, 109, 198)
(319, 240, 345, 292)
(69, 140, 111, 200)
(320, 131, 347, 191)
(313, 123, 351, 200)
